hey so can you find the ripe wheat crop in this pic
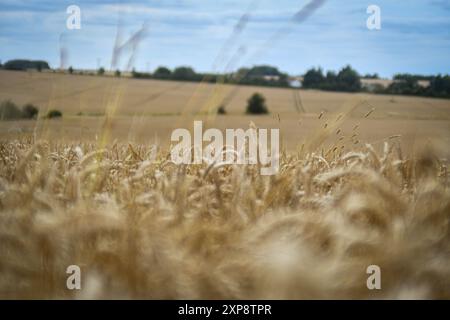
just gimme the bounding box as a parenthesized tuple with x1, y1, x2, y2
(0, 136, 448, 299)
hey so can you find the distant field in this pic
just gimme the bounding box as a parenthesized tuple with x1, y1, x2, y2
(0, 70, 449, 152)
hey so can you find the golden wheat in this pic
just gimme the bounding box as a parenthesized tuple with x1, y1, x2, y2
(0, 136, 448, 299)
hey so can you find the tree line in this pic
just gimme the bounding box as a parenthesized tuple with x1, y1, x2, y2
(1, 59, 449, 99)
(1, 59, 50, 71)
(386, 74, 450, 98)
(303, 66, 450, 99)
(132, 65, 290, 88)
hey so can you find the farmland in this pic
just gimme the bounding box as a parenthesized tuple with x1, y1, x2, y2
(0, 70, 449, 152)
(0, 69, 449, 299)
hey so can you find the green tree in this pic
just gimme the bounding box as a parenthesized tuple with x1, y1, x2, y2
(322, 71, 337, 90)
(428, 75, 450, 97)
(235, 67, 250, 80)
(172, 66, 197, 81)
(115, 69, 121, 77)
(68, 66, 74, 74)
(153, 66, 172, 79)
(302, 68, 325, 88)
(97, 67, 105, 75)
(364, 73, 379, 79)
(235, 65, 289, 87)
(246, 93, 269, 114)
(336, 65, 361, 92)
(387, 76, 420, 95)
(247, 65, 281, 77)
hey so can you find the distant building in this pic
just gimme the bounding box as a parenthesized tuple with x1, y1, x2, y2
(360, 78, 430, 92)
(288, 76, 303, 88)
(262, 75, 280, 81)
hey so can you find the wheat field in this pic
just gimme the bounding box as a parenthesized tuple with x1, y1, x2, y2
(0, 133, 448, 299)
(0, 69, 450, 299)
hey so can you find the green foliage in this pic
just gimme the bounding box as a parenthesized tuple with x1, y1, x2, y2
(97, 67, 105, 75)
(302, 68, 325, 88)
(124, 62, 450, 99)
(0, 100, 23, 120)
(172, 66, 200, 81)
(384, 74, 450, 98)
(246, 93, 269, 115)
(393, 73, 434, 81)
(387, 77, 421, 95)
(428, 75, 450, 97)
(22, 104, 39, 119)
(68, 66, 74, 74)
(237, 65, 289, 87)
(336, 66, 361, 92)
(217, 105, 226, 115)
(153, 66, 172, 79)
(131, 68, 151, 79)
(247, 65, 282, 77)
(0, 101, 39, 120)
(115, 70, 121, 77)
(47, 110, 62, 119)
(302, 65, 361, 92)
(131, 64, 289, 88)
(364, 73, 379, 79)
(3, 59, 50, 71)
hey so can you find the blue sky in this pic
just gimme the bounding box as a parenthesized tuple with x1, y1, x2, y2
(1, 0, 449, 78)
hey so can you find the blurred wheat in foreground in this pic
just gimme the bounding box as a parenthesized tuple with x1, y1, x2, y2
(0, 137, 448, 299)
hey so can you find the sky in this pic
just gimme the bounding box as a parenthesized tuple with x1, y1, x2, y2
(0, 0, 449, 78)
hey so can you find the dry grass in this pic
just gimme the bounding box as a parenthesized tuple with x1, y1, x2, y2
(0, 135, 448, 299)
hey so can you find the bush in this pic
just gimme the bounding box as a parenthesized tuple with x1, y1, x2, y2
(387, 78, 421, 95)
(0, 100, 40, 120)
(115, 70, 121, 77)
(246, 93, 268, 114)
(217, 105, 227, 115)
(97, 67, 105, 75)
(22, 104, 39, 119)
(47, 110, 63, 119)
(68, 66, 74, 74)
(0, 100, 23, 120)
